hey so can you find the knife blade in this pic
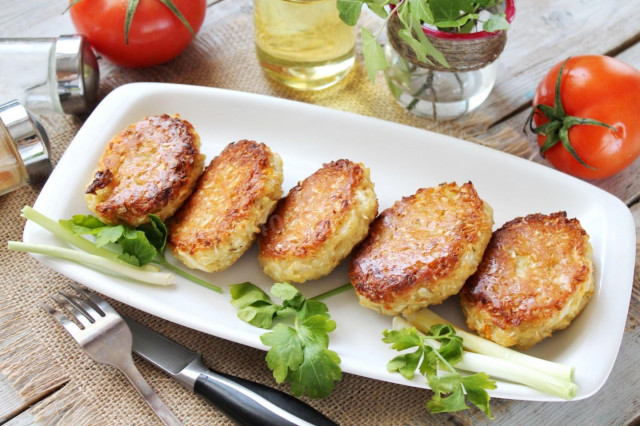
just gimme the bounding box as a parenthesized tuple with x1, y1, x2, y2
(123, 316, 336, 426)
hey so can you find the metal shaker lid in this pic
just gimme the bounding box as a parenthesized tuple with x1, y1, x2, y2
(0, 100, 52, 183)
(55, 34, 100, 115)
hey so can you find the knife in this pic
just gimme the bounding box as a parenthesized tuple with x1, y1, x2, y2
(123, 316, 337, 426)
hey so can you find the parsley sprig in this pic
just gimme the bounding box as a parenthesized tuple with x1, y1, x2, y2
(59, 213, 222, 292)
(383, 325, 496, 418)
(230, 282, 351, 398)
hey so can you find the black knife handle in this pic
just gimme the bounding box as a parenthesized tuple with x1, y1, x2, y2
(194, 370, 337, 426)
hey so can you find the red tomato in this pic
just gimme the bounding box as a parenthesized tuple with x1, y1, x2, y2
(69, 0, 206, 68)
(531, 55, 640, 179)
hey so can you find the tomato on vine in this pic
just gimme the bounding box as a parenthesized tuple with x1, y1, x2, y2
(69, 0, 206, 68)
(527, 55, 640, 180)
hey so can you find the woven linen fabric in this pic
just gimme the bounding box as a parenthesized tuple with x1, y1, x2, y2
(0, 7, 529, 426)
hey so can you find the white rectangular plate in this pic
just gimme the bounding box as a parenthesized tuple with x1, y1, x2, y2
(24, 83, 636, 401)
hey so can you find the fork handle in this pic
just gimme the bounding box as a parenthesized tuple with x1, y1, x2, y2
(119, 358, 183, 426)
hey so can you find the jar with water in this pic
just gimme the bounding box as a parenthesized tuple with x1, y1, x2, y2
(383, 1, 515, 120)
(385, 47, 498, 120)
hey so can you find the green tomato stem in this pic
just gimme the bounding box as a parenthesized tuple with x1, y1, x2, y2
(526, 57, 618, 170)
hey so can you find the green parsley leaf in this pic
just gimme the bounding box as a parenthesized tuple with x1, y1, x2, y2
(361, 27, 388, 82)
(297, 299, 329, 320)
(426, 386, 468, 414)
(95, 225, 125, 247)
(118, 252, 141, 267)
(388, 348, 424, 380)
(230, 282, 279, 328)
(231, 282, 272, 307)
(272, 282, 306, 311)
(73, 215, 105, 228)
(139, 214, 168, 252)
(462, 373, 496, 419)
(262, 324, 304, 383)
(231, 282, 342, 398)
(297, 314, 336, 348)
(431, 371, 463, 394)
(382, 327, 423, 351)
(430, 324, 463, 365)
(118, 230, 157, 265)
(383, 325, 496, 418)
(288, 342, 342, 399)
(62, 214, 156, 262)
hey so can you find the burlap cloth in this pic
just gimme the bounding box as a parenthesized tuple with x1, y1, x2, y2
(0, 6, 532, 426)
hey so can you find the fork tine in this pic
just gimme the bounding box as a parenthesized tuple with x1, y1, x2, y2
(51, 293, 93, 329)
(68, 282, 117, 316)
(59, 290, 104, 323)
(41, 302, 81, 335)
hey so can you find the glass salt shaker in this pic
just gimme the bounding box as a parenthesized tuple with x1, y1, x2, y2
(0, 35, 99, 115)
(0, 100, 52, 196)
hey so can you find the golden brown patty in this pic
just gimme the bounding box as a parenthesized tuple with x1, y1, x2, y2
(85, 114, 205, 227)
(460, 211, 594, 350)
(258, 159, 378, 283)
(168, 140, 283, 273)
(350, 182, 494, 315)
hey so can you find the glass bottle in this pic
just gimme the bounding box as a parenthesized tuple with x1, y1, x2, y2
(0, 100, 52, 196)
(0, 35, 99, 115)
(254, 0, 356, 90)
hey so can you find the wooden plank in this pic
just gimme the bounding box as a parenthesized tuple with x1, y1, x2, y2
(0, 376, 26, 423)
(0, 1, 74, 37)
(476, 0, 640, 124)
(0, 0, 240, 38)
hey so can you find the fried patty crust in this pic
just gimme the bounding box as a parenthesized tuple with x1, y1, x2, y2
(350, 182, 494, 315)
(258, 159, 378, 283)
(85, 114, 205, 227)
(460, 211, 594, 350)
(167, 140, 283, 273)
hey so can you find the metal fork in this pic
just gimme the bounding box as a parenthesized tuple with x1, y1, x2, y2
(43, 283, 182, 426)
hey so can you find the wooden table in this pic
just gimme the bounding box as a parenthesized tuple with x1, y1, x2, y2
(1, 0, 639, 424)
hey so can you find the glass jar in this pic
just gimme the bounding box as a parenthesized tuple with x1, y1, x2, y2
(0, 100, 52, 196)
(254, 0, 356, 90)
(384, 0, 516, 120)
(0, 35, 99, 115)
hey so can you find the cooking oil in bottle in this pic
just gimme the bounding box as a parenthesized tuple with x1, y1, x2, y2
(254, 0, 356, 90)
